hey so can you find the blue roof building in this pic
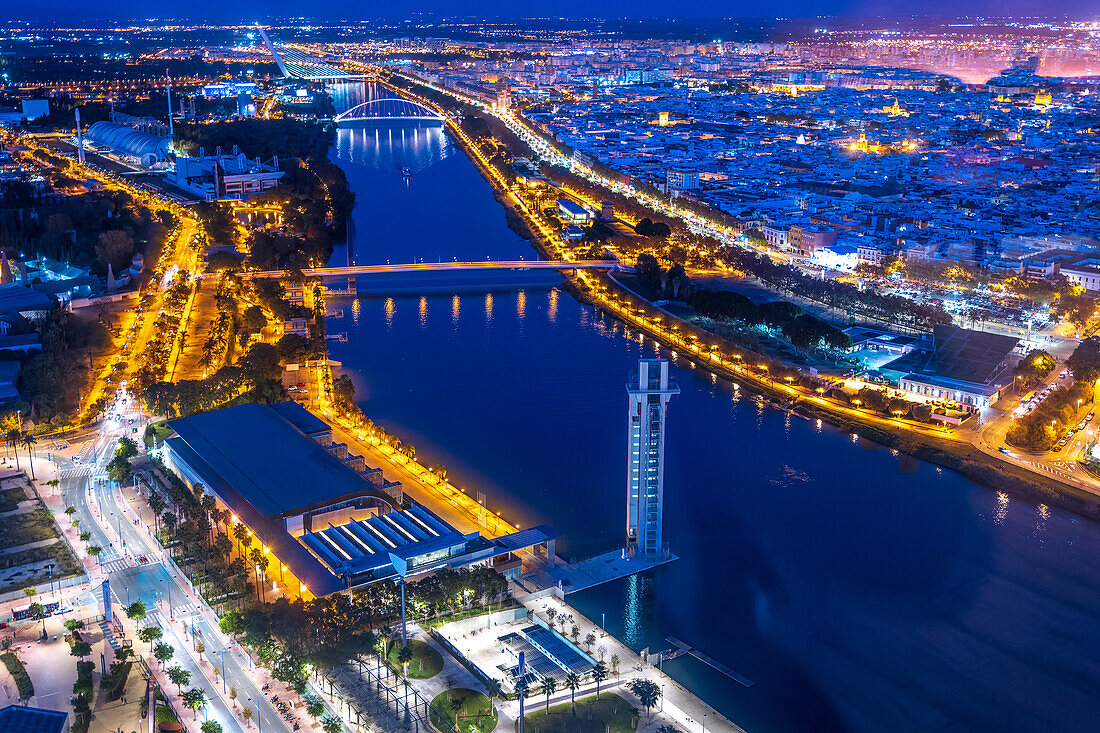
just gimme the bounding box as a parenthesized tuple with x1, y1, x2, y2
(163, 402, 557, 596)
(0, 705, 67, 733)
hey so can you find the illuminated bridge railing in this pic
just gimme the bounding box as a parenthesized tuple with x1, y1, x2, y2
(244, 260, 622, 279)
(334, 97, 445, 122)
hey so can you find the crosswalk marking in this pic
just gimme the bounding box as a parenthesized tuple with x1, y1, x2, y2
(100, 557, 130, 574)
(148, 603, 199, 622)
(61, 465, 96, 478)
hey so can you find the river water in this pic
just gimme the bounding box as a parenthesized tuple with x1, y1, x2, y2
(322, 85, 1100, 732)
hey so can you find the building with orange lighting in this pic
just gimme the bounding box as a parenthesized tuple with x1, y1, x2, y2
(161, 401, 556, 598)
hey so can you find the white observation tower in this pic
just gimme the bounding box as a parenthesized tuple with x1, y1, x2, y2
(626, 359, 678, 557)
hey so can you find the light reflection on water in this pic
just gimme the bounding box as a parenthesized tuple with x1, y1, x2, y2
(326, 117, 1100, 733)
(384, 297, 395, 330)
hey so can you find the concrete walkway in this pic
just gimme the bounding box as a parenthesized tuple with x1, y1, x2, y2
(518, 596, 744, 733)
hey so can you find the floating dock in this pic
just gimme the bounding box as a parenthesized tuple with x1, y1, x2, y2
(664, 636, 755, 687)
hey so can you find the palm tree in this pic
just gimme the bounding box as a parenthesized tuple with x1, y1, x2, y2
(540, 678, 557, 712)
(448, 696, 464, 729)
(148, 491, 165, 537)
(233, 523, 249, 558)
(7, 430, 21, 470)
(484, 678, 503, 711)
(564, 672, 581, 713)
(592, 661, 608, 700)
(397, 644, 413, 676)
(20, 434, 36, 480)
(626, 678, 660, 722)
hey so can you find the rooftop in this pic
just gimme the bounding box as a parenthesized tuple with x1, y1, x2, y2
(0, 705, 67, 733)
(167, 401, 378, 518)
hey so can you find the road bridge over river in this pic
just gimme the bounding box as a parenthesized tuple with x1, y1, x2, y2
(244, 260, 622, 278)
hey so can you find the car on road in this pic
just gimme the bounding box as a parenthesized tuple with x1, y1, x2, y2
(998, 446, 1011, 454)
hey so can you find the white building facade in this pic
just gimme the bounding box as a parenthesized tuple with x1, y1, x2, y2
(626, 359, 678, 557)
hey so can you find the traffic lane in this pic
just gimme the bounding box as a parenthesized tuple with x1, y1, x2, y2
(191, 612, 288, 733)
(96, 473, 288, 732)
(62, 474, 113, 553)
(152, 611, 243, 732)
(110, 564, 172, 608)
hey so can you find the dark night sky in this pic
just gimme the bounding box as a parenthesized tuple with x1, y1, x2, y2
(9, 1, 1100, 23)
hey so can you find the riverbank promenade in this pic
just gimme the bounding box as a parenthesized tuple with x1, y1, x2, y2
(310, 406, 744, 731)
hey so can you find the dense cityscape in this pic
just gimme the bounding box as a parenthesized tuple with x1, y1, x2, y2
(0, 7, 1098, 733)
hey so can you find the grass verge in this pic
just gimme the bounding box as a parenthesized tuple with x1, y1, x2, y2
(429, 688, 497, 733)
(387, 639, 444, 679)
(520, 693, 638, 733)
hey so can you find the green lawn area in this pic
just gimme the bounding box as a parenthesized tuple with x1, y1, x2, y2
(388, 639, 444, 679)
(520, 693, 638, 733)
(430, 688, 497, 733)
(423, 599, 522, 628)
(143, 420, 175, 448)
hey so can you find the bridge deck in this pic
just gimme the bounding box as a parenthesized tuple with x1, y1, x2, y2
(246, 260, 619, 278)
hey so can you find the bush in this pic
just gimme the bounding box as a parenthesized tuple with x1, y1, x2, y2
(105, 661, 133, 702)
(0, 652, 34, 701)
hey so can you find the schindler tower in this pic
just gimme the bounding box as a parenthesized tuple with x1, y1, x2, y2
(626, 359, 678, 557)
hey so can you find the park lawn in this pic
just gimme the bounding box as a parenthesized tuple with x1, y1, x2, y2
(424, 599, 522, 628)
(430, 688, 497, 733)
(388, 639, 444, 679)
(520, 693, 638, 733)
(144, 420, 175, 448)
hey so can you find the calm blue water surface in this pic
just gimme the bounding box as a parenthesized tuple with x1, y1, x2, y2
(323, 87, 1100, 732)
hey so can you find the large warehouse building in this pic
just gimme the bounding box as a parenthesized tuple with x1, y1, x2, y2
(161, 401, 555, 599)
(84, 121, 172, 166)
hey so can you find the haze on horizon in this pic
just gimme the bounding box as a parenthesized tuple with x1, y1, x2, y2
(7, 0, 1100, 23)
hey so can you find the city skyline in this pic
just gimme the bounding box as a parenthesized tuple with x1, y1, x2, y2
(0, 11, 1098, 733)
(7, 4, 1100, 22)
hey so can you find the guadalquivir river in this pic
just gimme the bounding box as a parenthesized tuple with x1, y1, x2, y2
(323, 85, 1099, 733)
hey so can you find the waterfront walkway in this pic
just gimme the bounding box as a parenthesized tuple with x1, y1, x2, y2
(521, 594, 745, 732)
(310, 409, 745, 731)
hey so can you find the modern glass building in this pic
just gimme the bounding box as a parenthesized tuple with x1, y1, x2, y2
(626, 359, 678, 556)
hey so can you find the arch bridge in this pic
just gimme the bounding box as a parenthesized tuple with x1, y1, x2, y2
(334, 97, 444, 124)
